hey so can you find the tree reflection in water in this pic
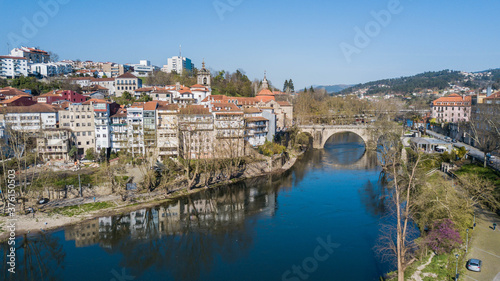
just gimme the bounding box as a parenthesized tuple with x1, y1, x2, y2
(0, 232, 66, 281)
(63, 178, 279, 280)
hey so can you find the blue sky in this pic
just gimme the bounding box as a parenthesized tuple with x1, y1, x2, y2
(1, 0, 499, 89)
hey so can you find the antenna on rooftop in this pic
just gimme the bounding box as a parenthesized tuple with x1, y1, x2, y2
(179, 45, 182, 58)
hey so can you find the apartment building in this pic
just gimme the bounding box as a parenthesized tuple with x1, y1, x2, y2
(86, 99, 118, 154)
(156, 104, 179, 159)
(212, 103, 245, 158)
(110, 107, 128, 153)
(36, 129, 71, 161)
(162, 56, 193, 74)
(127, 103, 145, 157)
(10, 47, 50, 63)
(101, 62, 127, 77)
(0, 56, 29, 78)
(243, 108, 268, 147)
(431, 93, 471, 123)
(178, 105, 214, 159)
(58, 102, 95, 156)
(0, 104, 58, 132)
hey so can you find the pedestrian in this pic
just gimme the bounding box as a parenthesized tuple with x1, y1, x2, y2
(93, 196, 96, 202)
(494, 223, 497, 230)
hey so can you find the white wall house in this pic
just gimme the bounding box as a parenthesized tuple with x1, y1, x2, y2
(1, 104, 58, 132)
(0, 56, 29, 78)
(90, 78, 116, 96)
(91, 101, 111, 153)
(31, 62, 72, 77)
(10, 47, 50, 63)
(30, 63, 56, 77)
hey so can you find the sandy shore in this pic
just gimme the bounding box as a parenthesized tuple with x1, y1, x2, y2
(0, 153, 300, 241)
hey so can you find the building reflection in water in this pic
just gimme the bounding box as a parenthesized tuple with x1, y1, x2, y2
(63, 177, 278, 279)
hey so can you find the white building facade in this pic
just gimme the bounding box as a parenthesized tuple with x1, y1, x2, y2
(0, 56, 29, 78)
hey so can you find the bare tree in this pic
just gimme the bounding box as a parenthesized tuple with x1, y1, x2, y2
(375, 121, 422, 281)
(467, 104, 500, 167)
(457, 173, 500, 211)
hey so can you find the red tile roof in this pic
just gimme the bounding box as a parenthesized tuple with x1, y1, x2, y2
(245, 116, 268, 122)
(179, 105, 210, 115)
(144, 101, 158, 111)
(257, 89, 274, 96)
(0, 103, 56, 113)
(117, 72, 137, 79)
(433, 94, 471, 106)
(0, 56, 27, 60)
(484, 92, 500, 100)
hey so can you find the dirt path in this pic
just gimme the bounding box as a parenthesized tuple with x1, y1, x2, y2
(411, 252, 435, 281)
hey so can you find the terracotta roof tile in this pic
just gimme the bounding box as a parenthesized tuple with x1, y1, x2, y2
(117, 72, 137, 79)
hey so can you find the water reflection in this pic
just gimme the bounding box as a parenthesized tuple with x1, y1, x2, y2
(0, 232, 66, 281)
(63, 178, 278, 280)
(324, 132, 366, 166)
(1, 140, 397, 281)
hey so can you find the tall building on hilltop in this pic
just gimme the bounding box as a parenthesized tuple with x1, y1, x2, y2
(162, 56, 194, 74)
(10, 47, 50, 63)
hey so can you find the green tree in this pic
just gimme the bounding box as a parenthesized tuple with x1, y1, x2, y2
(68, 146, 78, 161)
(283, 79, 290, 92)
(85, 148, 95, 161)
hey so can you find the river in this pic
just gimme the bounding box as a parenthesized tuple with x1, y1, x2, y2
(1, 132, 394, 281)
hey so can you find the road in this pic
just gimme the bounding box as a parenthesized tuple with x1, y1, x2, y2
(426, 130, 500, 170)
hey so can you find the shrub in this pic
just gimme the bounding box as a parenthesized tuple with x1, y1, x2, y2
(258, 141, 286, 156)
(424, 219, 462, 254)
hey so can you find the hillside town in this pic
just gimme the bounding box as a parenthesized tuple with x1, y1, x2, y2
(1, 45, 500, 281)
(0, 47, 294, 163)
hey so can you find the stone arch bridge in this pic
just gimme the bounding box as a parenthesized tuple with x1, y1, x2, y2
(299, 125, 378, 149)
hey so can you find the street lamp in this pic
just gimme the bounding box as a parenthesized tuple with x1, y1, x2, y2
(455, 254, 459, 280)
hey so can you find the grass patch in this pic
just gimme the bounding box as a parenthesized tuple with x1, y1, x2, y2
(49, 201, 115, 217)
(455, 163, 500, 187)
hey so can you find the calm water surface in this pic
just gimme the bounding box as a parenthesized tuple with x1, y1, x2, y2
(1, 133, 394, 281)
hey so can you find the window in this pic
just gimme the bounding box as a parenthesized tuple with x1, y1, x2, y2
(78, 142, 81, 145)
(76, 123, 80, 127)
(97, 134, 100, 138)
(82, 132, 86, 136)
(77, 132, 80, 136)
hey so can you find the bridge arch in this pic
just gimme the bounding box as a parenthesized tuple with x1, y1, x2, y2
(299, 125, 379, 149)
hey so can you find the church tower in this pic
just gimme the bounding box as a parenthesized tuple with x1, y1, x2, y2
(261, 71, 269, 89)
(197, 60, 211, 87)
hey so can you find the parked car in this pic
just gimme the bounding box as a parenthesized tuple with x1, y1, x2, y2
(452, 139, 457, 143)
(37, 198, 50, 205)
(466, 259, 482, 272)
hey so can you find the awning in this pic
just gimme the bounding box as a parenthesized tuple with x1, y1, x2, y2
(436, 146, 447, 150)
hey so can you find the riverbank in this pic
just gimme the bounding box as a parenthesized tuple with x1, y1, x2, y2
(0, 151, 302, 241)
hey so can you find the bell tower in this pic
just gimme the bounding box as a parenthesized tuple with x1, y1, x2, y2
(197, 59, 211, 87)
(261, 71, 269, 89)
